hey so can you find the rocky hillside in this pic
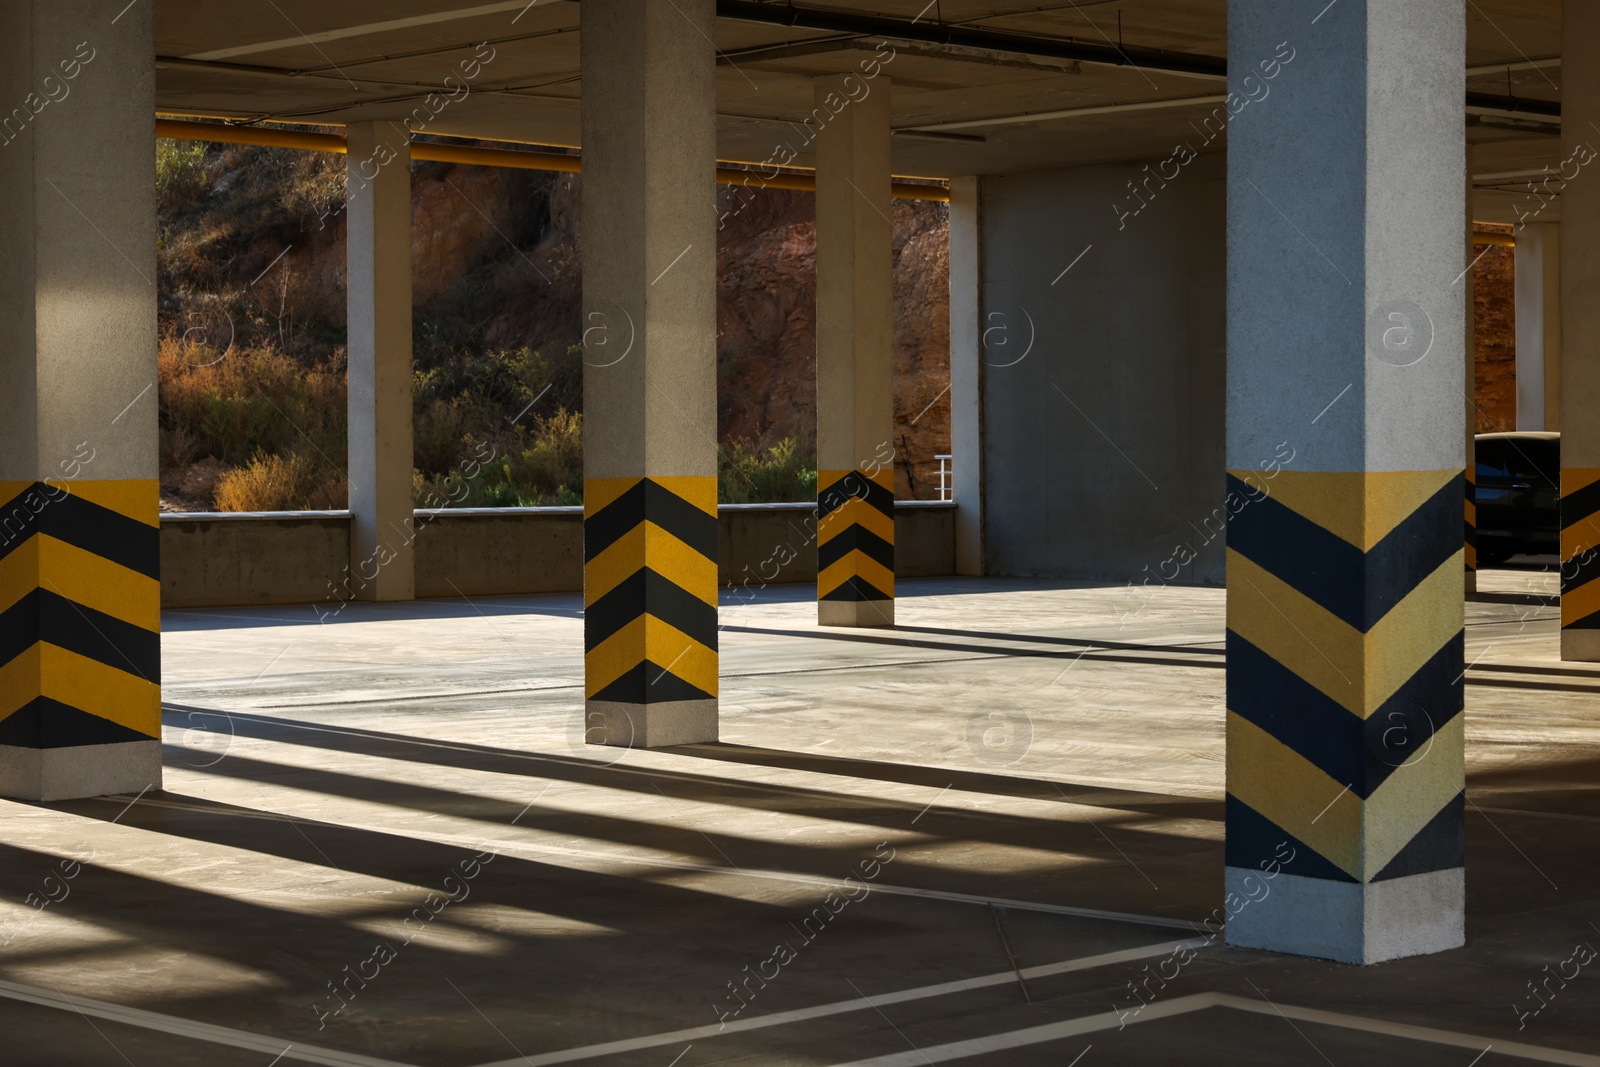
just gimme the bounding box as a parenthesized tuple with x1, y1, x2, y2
(1473, 227, 1516, 433)
(155, 139, 951, 509)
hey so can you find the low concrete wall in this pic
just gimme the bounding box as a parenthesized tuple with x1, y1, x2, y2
(161, 502, 957, 608)
(161, 512, 350, 608)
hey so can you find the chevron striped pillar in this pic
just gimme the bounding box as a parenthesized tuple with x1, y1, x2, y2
(579, 0, 719, 745)
(815, 72, 896, 628)
(818, 469, 895, 617)
(0, 0, 161, 800)
(1561, 5, 1600, 662)
(1562, 472, 1600, 655)
(1224, 0, 1466, 962)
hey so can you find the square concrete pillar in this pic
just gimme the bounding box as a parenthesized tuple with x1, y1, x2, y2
(1465, 151, 1478, 594)
(949, 175, 984, 577)
(346, 122, 415, 602)
(1561, 8, 1600, 661)
(1515, 223, 1560, 431)
(1224, 0, 1466, 963)
(580, 0, 719, 747)
(0, 1, 162, 800)
(815, 74, 896, 627)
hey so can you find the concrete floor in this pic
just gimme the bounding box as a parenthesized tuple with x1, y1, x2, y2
(1, 571, 1597, 1066)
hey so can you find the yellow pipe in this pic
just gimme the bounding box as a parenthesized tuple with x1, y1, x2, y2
(1472, 231, 1514, 247)
(154, 119, 950, 201)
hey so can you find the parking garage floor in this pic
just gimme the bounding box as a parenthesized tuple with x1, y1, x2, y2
(1, 572, 1597, 1066)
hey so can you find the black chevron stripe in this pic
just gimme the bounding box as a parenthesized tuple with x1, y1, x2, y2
(1373, 791, 1464, 881)
(584, 569, 718, 652)
(584, 480, 717, 563)
(1226, 629, 1462, 798)
(0, 590, 160, 681)
(818, 473, 893, 520)
(589, 661, 715, 705)
(820, 574, 892, 603)
(817, 524, 894, 572)
(1226, 473, 1461, 632)
(0, 697, 154, 748)
(1224, 794, 1357, 884)
(42, 490, 159, 580)
(1560, 479, 1600, 532)
(1561, 551, 1600, 596)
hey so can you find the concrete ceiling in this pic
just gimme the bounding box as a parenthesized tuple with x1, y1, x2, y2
(155, 0, 1565, 221)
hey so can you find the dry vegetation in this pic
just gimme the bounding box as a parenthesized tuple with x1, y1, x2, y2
(156, 136, 824, 512)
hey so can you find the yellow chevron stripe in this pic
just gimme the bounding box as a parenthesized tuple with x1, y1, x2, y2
(1562, 575, 1600, 627)
(0, 643, 42, 719)
(818, 551, 895, 600)
(1227, 711, 1465, 880)
(1226, 548, 1462, 718)
(1237, 469, 1459, 551)
(1563, 518, 1600, 562)
(41, 644, 160, 737)
(585, 475, 718, 518)
(584, 614, 718, 698)
(818, 495, 896, 544)
(1363, 713, 1465, 874)
(585, 476, 638, 516)
(0, 643, 159, 736)
(650, 475, 717, 514)
(0, 535, 160, 630)
(1226, 711, 1361, 879)
(58, 479, 158, 528)
(1564, 467, 1600, 498)
(40, 537, 160, 630)
(584, 522, 718, 607)
(0, 535, 39, 615)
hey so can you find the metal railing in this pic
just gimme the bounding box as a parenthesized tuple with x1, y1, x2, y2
(935, 454, 952, 501)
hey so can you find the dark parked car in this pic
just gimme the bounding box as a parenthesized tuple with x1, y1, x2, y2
(1475, 431, 1560, 564)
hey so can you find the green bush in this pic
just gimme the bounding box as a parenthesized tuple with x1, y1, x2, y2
(719, 437, 817, 504)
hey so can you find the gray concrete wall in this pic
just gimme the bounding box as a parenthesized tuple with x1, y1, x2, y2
(161, 512, 351, 608)
(160, 503, 956, 608)
(978, 155, 1227, 585)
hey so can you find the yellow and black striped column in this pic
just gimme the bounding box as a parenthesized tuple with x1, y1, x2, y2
(1561, 469, 1600, 658)
(0, 2, 161, 800)
(584, 478, 719, 746)
(817, 469, 895, 626)
(1225, 472, 1465, 962)
(1226, 0, 1466, 962)
(1464, 465, 1477, 586)
(580, 0, 719, 744)
(0, 483, 161, 799)
(814, 69, 896, 628)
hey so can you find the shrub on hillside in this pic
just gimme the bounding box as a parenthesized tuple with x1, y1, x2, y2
(719, 437, 817, 504)
(213, 451, 346, 512)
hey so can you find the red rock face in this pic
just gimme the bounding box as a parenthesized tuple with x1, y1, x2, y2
(1473, 230, 1516, 433)
(713, 188, 952, 498)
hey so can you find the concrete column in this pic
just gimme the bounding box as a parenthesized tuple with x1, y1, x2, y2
(0, 2, 161, 800)
(1562, 6, 1600, 660)
(1561, 6, 1600, 659)
(1224, 0, 1466, 963)
(1515, 223, 1561, 431)
(815, 74, 896, 627)
(346, 122, 415, 602)
(949, 175, 984, 576)
(580, 0, 719, 746)
(1464, 151, 1477, 594)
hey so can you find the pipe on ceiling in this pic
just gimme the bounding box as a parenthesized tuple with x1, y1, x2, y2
(713, 0, 1229, 81)
(153, 119, 951, 201)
